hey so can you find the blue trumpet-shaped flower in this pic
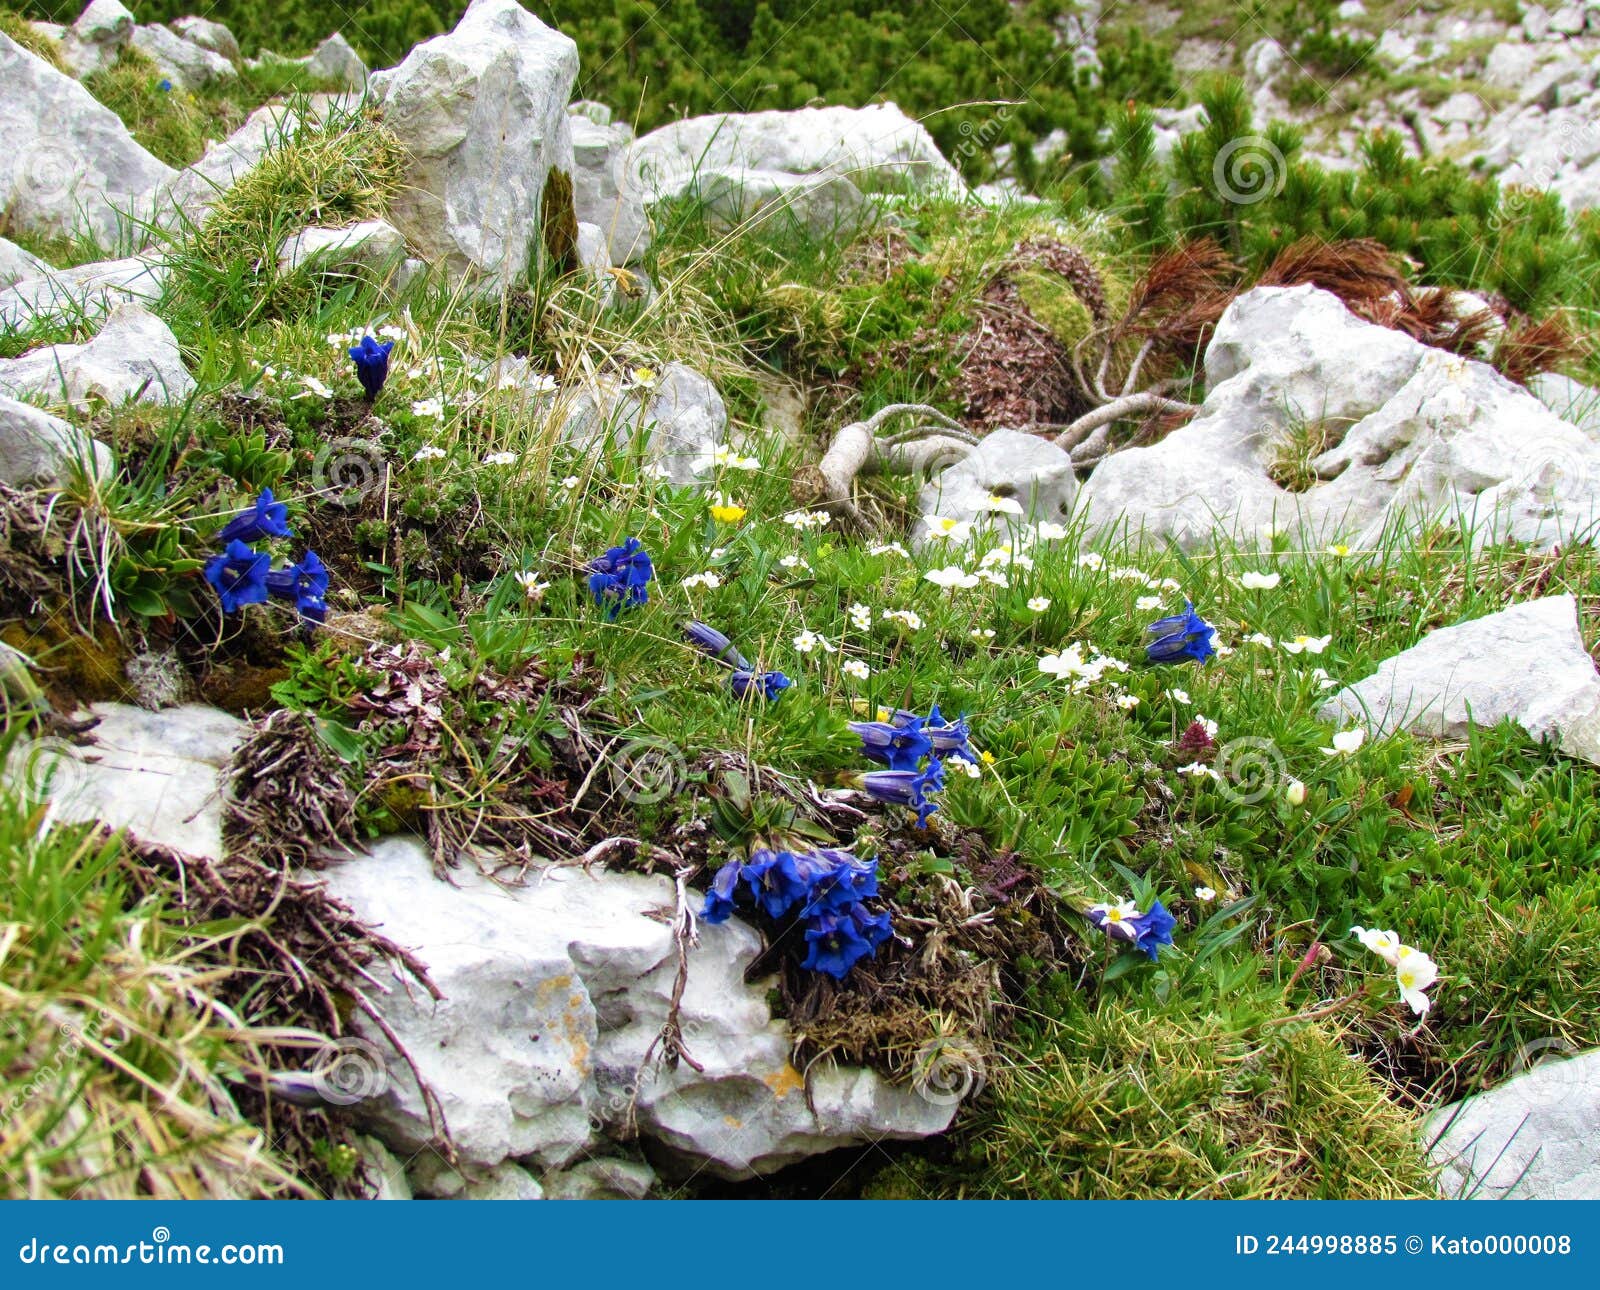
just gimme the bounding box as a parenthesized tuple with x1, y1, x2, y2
(266, 551, 330, 625)
(730, 669, 791, 702)
(742, 848, 809, 920)
(850, 712, 933, 772)
(922, 703, 975, 762)
(1145, 601, 1217, 665)
(204, 540, 272, 613)
(1128, 900, 1176, 961)
(801, 905, 892, 979)
(860, 759, 945, 828)
(701, 859, 744, 924)
(587, 537, 653, 619)
(217, 489, 292, 545)
(798, 848, 879, 915)
(348, 335, 395, 401)
(686, 620, 750, 670)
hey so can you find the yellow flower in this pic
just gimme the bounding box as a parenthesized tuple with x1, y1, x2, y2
(708, 493, 746, 524)
(979, 750, 996, 765)
(1326, 543, 1350, 557)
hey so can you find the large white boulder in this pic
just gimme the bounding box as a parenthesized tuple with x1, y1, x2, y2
(570, 111, 650, 264)
(0, 237, 48, 290)
(131, 23, 237, 90)
(556, 362, 726, 486)
(1076, 285, 1600, 550)
(0, 395, 113, 487)
(169, 16, 241, 66)
(318, 836, 955, 1180)
(0, 32, 176, 248)
(918, 428, 1078, 542)
(631, 103, 962, 202)
(1318, 595, 1600, 765)
(58, 0, 134, 77)
(0, 254, 166, 329)
(0, 304, 194, 409)
(688, 167, 870, 238)
(1429, 1047, 1600, 1198)
(368, 0, 578, 286)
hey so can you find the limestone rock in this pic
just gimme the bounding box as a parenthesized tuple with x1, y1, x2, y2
(1428, 1047, 1600, 1198)
(368, 0, 578, 287)
(917, 429, 1078, 542)
(689, 167, 870, 238)
(277, 220, 408, 279)
(1318, 595, 1600, 765)
(541, 1157, 654, 1200)
(169, 16, 241, 66)
(0, 237, 48, 290)
(0, 304, 195, 409)
(0, 32, 176, 247)
(0, 395, 113, 487)
(0, 255, 167, 330)
(570, 113, 650, 264)
(59, 0, 134, 77)
(355, 1135, 413, 1200)
(557, 362, 726, 486)
(304, 33, 367, 89)
(131, 23, 237, 90)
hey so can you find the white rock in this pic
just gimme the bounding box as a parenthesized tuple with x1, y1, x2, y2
(59, 0, 134, 76)
(0, 395, 113, 486)
(1530, 371, 1600, 433)
(1429, 1048, 1600, 1198)
(541, 1157, 654, 1200)
(0, 32, 176, 248)
(368, 0, 578, 287)
(304, 32, 367, 89)
(1318, 596, 1600, 764)
(917, 429, 1078, 542)
(0, 304, 194, 409)
(1076, 285, 1600, 551)
(1551, 4, 1588, 36)
(0, 255, 167, 329)
(13, 704, 246, 860)
(460, 1162, 545, 1201)
(557, 361, 726, 485)
(689, 167, 870, 238)
(631, 103, 962, 202)
(315, 836, 955, 1179)
(278, 220, 408, 278)
(169, 16, 240, 65)
(0, 237, 48, 290)
(131, 23, 236, 90)
(570, 114, 650, 264)
(355, 1135, 413, 1200)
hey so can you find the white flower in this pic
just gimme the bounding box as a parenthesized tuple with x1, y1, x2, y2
(926, 565, 980, 589)
(1166, 688, 1191, 705)
(682, 572, 721, 590)
(1194, 713, 1219, 739)
(974, 568, 1008, 587)
(1177, 762, 1221, 781)
(1115, 692, 1140, 710)
(513, 571, 550, 601)
(883, 609, 923, 630)
(793, 630, 835, 654)
(980, 545, 1031, 570)
(848, 602, 873, 631)
(294, 375, 334, 400)
(1285, 778, 1307, 806)
(778, 554, 811, 571)
(561, 475, 581, 489)
(923, 515, 974, 543)
(1034, 521, 1068, 541)
(1089, 899, 1141, 929)
(1321, 727, 1366, 757)
(411, 397, 445, 418)
(783, 509, 832, 531)
(523, 373, 558, 394)
(1395, 946, 1439, 1015)
(1326, 542, 1351, 557)
(1308, 666, 1338, 690)
(1027, 596, 1051, 613)
(482, 451, 517, 466)
(1038, 643, 1124, 687)
(1135, 595, 1162, 611)
(1351, 926, 1403, 965)
(1256, 523, 1284, 540)
(711, 445, 760, 470)
(412, 445, 446, 461)
(982, 493, 1024, 516)
(868, 541, 910, 557)
(1109, 566, 1149, 582)
(1195, 886, 1217, 902)
(1238, 570, 1281, 590)
(1244, 632, 1275, 648)
(841, 659, 871, 680)
(947, 753, 981, 778)
(969, 627, 996, 641)
(1077, 552, 1105, 571)
(1281, 633, 1332, 655)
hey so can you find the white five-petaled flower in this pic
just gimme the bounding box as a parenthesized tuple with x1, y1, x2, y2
(411, 397, 444, 418)
(1195, 886, 1217, 902)
(1238, 570, 1281, 590)
(1077, 552, 1105, 571)
(793, 630, 836, 654)
(882, 609, 923, 630)
(926, 566, 980, 589)
(1177, 762, 1221, 781)
(1135, 595, 1162, 611)
(947, 753, 981, 778)
(1395, 946, 1439, 1015)
(514, 571, 550, 601)
(1321, 727, 1366, 757)
(782, 508, 832, 531)
(294, 375, 334, 400)
(970, 627, 996, 641)
(1351, 926, 1403, 964)
(923, 515, 975, 543)
(868, 541, 910, 557)
(412, 445, 446, 461)
(1166, 688, 1191, 704)
(778, 554, 811, 571)
(1308, 666, 1338, 690)
(1034, 521, 1068, 541)
(1195, 714, 1219, 739)
(1282, 634, 1332, 655)
(682, 572, 721, 590)
(982, 493, 1025, 516)
(1090, 899, 1141, 928)
(711, 444, 761, 470)
(560, 475, 581, 489)
(1115, 692, 1140, 710)
(841, 659, 871, 680)
(482, 451, 517, 466)
(848, 602, 873, 631)
(975, 568, 1008, 587)
(1027, 596, 1051, 613)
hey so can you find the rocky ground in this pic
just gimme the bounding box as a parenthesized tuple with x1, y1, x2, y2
(4, 0, 1600, 1201)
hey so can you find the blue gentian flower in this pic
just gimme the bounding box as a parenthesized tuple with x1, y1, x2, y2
(701, 859, 744, 924)
(587, 537, 653, 619)
(730, 669, 791, 701)
(204, 540, 271, 613)
(922, 703, 975, 762)
(849, 712, 933, 772)
(686, 620, 749, 669)
(158, 78, 172, 92)
(266, 551, 330, 625)
(218, 489, 292, 545)
(1145, 601, 1217, 665)
(348, 335, 395, 401)
(801, 906, 890, 979)
(1127, 900, 1176, 961)
(743, 848, 810, 919)
(860, 759, 945, 828)
(798, 848, 879, 914)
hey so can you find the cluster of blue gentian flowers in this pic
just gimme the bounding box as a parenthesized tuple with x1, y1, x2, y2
(588, 537, 655, 620)
(348, 336, 394, 401)
(845, 705, 973, 828)
(702, 845, 893, 979)
(1145, 601, 1217, 665)
(203, 490, 328, 626)
(1084, 900, 1177, 962)
(685, 621, 792, 702)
